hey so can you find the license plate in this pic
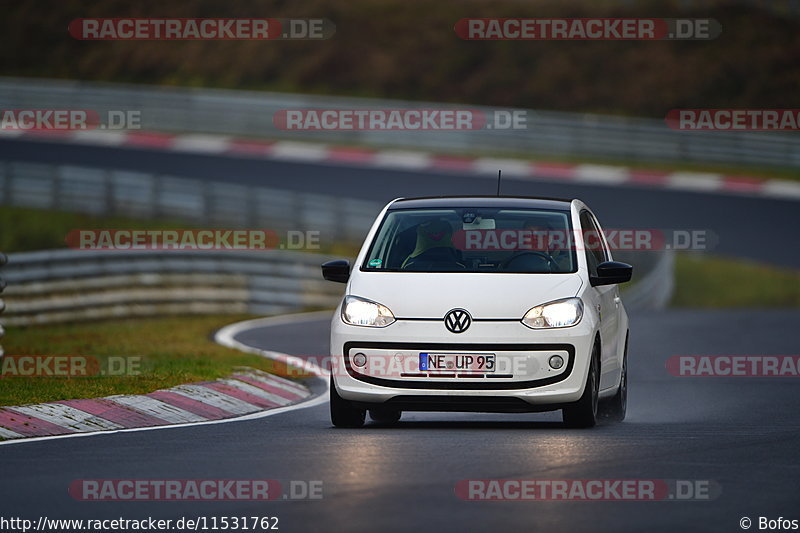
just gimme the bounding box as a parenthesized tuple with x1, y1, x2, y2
(419, 353, 495, 373)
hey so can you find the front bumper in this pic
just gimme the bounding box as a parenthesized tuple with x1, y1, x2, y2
(330, 316, 596, 409)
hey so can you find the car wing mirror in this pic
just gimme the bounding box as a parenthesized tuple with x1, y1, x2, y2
(590, 261, 633, 286)
(321, 259, 351, 283)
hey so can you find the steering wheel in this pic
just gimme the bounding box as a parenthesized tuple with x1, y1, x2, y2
(501, 251, 557, 273)
(402, 247, 466, 271)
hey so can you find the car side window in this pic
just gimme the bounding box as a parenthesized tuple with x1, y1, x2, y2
(590, 213, 611, 262)
(580, 211, 606, 276)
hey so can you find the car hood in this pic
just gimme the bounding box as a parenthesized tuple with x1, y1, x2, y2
(348, 272, 583, 319)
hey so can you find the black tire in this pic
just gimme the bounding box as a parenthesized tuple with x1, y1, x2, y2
(562, 342, 600, 429)
(599, 335, 628, 422)
(369, 408, 402, 424)
(330, 377, 365, 428)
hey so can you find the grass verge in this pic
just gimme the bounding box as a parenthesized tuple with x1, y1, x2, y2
(0, 207, 189, 254)
(0, 314, 312, 407)
(0, 206, 359, 256)
(672, 254, 800, 308)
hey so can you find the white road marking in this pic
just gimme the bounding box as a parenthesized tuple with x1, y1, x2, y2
(235, 368, 310, 397)
(0, 427, 25, 439)
(0, 312, 330, 447)
(264, 372, 310, 393)
(218, 379, 293, 406)
(106, 395, 208, 424)
(575, 164, 630, 184)
(172, 134, 232, 153)
(8, 404, 123, 432)
(69, 130, 129, 146)
(270, 141, 329, 161)
(214, 312, 331, 380)
(372, 150, 432, 170)
(667, 172, 723, 191)
(473, 157, 531, 177)
(763, 179, 800, 200)
(8, 130, 800, 201)
(169, 384, 261, 415)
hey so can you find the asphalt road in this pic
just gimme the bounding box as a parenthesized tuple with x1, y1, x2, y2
(1, 310, 799, 533)
(1, 138, 798, 532)
(2, 138, 799, 268)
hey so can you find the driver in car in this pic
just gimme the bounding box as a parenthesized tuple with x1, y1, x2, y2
(401, 219, 464, 270)
(505, 219, 572, 272)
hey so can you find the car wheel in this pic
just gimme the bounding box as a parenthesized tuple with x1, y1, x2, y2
(369, 408, 402, 424)
(330, 377, 366, 428)
(599, 335, 627, 422)
(562, 342, 599, 428)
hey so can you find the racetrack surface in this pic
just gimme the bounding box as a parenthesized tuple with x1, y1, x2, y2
(2, 138, 799, 268)
(1, 310, 799, 533)
(1, 137, 798, 532)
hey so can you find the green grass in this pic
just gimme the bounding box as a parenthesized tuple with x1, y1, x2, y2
(0, 207, 190, 254)
(0, 314, 313, 407)
(0, 206, 359, 255)
(672, 254, 800, 308)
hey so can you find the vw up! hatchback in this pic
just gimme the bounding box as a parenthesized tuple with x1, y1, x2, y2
(321, 196, 632, 428)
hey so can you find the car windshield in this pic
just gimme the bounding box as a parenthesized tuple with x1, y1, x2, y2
(363, 207, 577, 273)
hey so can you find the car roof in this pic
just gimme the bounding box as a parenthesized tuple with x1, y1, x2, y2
(388, 195, 574, 211)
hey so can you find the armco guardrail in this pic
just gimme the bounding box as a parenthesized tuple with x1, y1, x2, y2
(0, 77, 797, 169)
(0, 248, 673, 326)
(0, 249, 345, 326)
(618, 250, 675, 311)
(0, 155, 674, 320)
(0, 251, 6, 354)
(0, 159, 382, 244)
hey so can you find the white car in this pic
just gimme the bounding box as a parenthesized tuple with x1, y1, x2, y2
(321, 196, 632, 428)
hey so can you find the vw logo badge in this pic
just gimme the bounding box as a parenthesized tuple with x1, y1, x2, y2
(444, 309, 472, 334)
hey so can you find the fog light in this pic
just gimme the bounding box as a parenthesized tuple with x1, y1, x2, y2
(353, 353, 367, 367)
(549, 355, 564, 370)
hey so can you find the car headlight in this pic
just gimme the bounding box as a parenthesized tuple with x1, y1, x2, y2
(341, 295, 396, 327)
(522, 298, 583, 329)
